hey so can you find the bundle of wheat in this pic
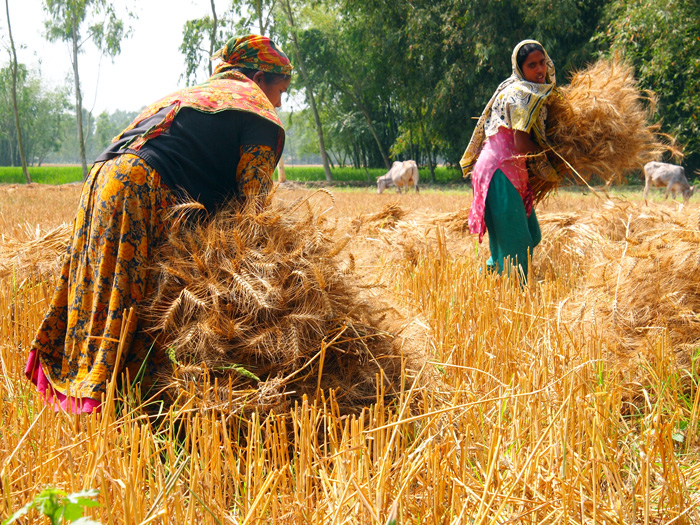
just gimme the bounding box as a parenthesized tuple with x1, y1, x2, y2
(0, 223, 71, 281)
(563, 204, 700, 369)
(431, 209, 470, 234)
(350, 199, 407, 233)
(532, 57, 676, 203)
(147, 195, 434, 417)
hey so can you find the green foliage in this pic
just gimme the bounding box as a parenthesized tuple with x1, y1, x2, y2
(3, 487, 101, 525)
(179, 14, 231, 86)
(43, 0, 130, 56)
(284, 166, 386, 182)
(87, 109, 138, 160)
(3, 0, 697, 176)
(279, 109, 326, 164)
(595, 0, 700, 173)
(179, 1, 284, 86)
(42, 0, 133, 174)
(0, 72, 138, 165)
(0, 64, 72, 166)
(296, 4, 404, 169)
(297, 0, 606, 171)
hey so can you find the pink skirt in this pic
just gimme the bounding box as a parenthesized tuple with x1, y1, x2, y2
(25, 349, 101, 413)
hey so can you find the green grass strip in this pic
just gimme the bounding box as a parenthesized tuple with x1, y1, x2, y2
(0, 165, 465, 185)
(0, 166, 84, 185)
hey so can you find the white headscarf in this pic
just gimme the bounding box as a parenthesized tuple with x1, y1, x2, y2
(460, 40, 556, 178)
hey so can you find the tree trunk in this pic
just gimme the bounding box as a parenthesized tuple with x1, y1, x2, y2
(282, 0, 333, 182)
(207, 0, 218, 76)
(254, 0, 273, 36)
(5, 0, 31, 183)
(350, 93, 390, 170)
(352, 142, 360, 170)
(277, 155, 287, 182)
(71, 17, 88, 178)
(359, 105, 390, 170)
(420, 118, 436, 183)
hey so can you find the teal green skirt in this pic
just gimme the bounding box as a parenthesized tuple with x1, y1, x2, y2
(483, 169, 541, 282)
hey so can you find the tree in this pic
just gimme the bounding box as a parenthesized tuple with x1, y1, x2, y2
(43, 0, 130, 178)
(180, 1, 281, 86)
(281, 0, 333, 181)
(177, 0, 612, 177)
(180, 0, 232, 85)
(595, 0, 700, 175)
(4, 0, 31, 182)
(297, 22, 394, 170)
(0, 64, 71, 166)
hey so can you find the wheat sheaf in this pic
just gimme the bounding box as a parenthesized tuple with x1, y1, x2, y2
(532, 57, 679, 203)
(147, 193, 430, 417)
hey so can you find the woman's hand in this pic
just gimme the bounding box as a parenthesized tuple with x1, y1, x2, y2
(514, 130, 540, 154)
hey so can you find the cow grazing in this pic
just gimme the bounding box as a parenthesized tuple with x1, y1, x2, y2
(377, 160, 420, 194)
(643, 161, 695, 204)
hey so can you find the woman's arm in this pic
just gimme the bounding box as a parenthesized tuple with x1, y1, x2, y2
(236, 144, 278, 204)
(513, 130, 540, 154)
(236, 116, 283, 207)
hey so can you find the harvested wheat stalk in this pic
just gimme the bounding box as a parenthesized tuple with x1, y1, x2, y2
(561, 204, 700, 365)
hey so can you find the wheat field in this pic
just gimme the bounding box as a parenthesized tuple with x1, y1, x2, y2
(1, 182, 699, 524)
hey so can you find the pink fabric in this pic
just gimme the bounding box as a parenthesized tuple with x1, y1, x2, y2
(468, 127, 533, 242)
(25, 349, 101, 414)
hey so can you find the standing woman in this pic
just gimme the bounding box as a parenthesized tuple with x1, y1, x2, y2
(25, 35, 292, 413)
(460, 40, 556, 283)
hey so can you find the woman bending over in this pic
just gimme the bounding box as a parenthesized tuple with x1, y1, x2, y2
(25, 35, 292, 413)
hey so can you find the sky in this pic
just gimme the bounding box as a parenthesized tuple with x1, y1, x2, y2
(3, 0, 235, 115)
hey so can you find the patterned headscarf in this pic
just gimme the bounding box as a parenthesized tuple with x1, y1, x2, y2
(212, 34, 293, 76)
(460, 40, 556, 178)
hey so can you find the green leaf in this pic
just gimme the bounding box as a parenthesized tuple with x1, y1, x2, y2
(49, 506, 66, 525)
(3, 487, 101, 525)
(62, 502, 86, 522)
(35, 489, 63, 518)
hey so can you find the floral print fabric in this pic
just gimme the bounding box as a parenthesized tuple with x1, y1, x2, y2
(26, 51, 288, 413)
(237, 144, 278, 200)
(112, 72, 284, 161)
(212, 34, 293, 76)
(26, 154, 176, 409)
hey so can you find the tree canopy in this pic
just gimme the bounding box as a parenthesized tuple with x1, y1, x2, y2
(2, 0, 698, 177)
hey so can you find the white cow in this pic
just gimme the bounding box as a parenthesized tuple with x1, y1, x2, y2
(377, 160, 419, 194)
(643, 161, 695, 204)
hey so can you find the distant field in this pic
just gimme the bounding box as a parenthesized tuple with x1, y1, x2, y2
(0, 165, 464, 185)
